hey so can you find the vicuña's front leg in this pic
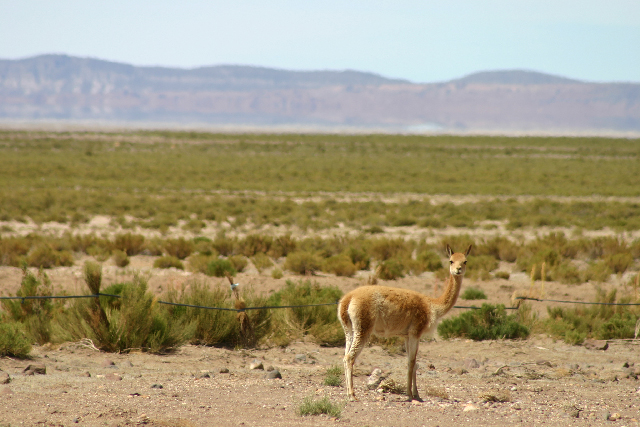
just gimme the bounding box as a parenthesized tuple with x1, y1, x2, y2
(405, 336, 421, 401)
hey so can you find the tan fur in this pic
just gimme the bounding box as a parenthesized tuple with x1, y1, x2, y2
(338, 244, 471, 401)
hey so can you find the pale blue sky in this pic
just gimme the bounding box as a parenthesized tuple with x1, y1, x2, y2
(1, 0, 638, 83)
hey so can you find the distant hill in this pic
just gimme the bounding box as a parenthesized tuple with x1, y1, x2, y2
(1, 54, 639, 133)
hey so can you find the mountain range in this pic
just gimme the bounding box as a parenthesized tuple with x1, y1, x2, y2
(1, 54, 639, 133)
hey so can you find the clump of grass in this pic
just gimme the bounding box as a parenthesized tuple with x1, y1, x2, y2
(0, 322, 32, 358)
(376, 259, 404, 280)
(271, 267, 283, 279)
(461, 287, 487, 300)
(297, 396, 343, 418)
(416, 249, 444, 272)
(1, 267, 60, 344)
(544, 287, 639, 344)
(323, 365, 344, 386)
(112, 250, 130, 267)
(26, 243, 74, 268)
(495, 271, 510, 280)
(266, 280, 343, 346)
(205, 258, 236, 277)
(164, 237, 194, 260)
(228, 255, 248, 273)
(466, 255, 498, 281)
(323, 255, 357, 277)
(284, 251, 323, 275)
(438, 304, 530, 341)
(113, 233, 145, 256)
(153, 256, 184, 270)
(251, 252, 274, 272)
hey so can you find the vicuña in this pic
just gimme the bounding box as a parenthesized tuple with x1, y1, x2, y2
(338, 244, 472, 401)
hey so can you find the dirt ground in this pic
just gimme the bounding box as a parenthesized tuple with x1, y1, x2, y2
(1, 219, 640, 426)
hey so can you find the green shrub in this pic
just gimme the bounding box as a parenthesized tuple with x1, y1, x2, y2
(461, 287, 487, 300)
(323, 365, 344, 387)
(0, 268, 60, 344)
(549, 261, 581, 284)
(26, 244, 74, 268)
(370, 238, 412, 261)
(153, 256, 184, 270)
(345, 246, 370, 270)
(323, 255, 357, 277)
(164, 238, 195, 260)
(251, 253, 274, 272)
(212, 234, 236, 256)
(194, 237, 216, 256)
(238, 234, 272, 257)
(604, 253, 633, 274)
(113, 250, 130, 267)
(438, 304, 530, 340)
(0, 237, 31, 266)
(416, 249, 444, 272)
(271, 267, 283, 279)
(0, 322, 32, 358)
(284, 251, 323, 275)
(376, 259, 405, 280)
(268, 234, 297, 258)
(466, 255, 498, 281)
(297, 396, 343, 418)
(113, 233, 145, 256)
(267, 280, 343, 346)
(206, 258, 237, 277)
(582, 261, 612, 282)
(83, 261, 103, 294)
(495, 271, 510, 280)
(228, 255, 248, 273)
(543, 288, 639, 344)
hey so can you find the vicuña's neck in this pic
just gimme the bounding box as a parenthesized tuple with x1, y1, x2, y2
(434, 273, 463, 316)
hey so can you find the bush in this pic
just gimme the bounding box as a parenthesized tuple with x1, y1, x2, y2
(113, 250, 130, 267)
(251, 253, 274, 272)
(582, 261, 612, 283)
(466, 255, 499, 281)
(164, 237, 194, 260)
(228, 255, 248, 273)
(26, 244, 74, 268)
(297, 396, 343, 418)
(153, 256, 184, 270)
(416, 249, 444, 272)
(604, 253, 633, 274)
(370, 238, 412, 261)
(205, 258, 237, 277)
(193, 237, 216, 256)
(345, 246, 370, 270)
(1, 267, 60, 344)
(495, 271, 510, 280)
(0, 322, 32, 358)
(238, 234, 272, 257)
(212, 234, 236, 256)
(438, 304, 530, 340)
(461, 287, 487, 300)
(271, 267, 283, 279)
(267, 280, 343, 346)
(113, 233, 145, 256)
(284, 251, 323, 275)
(323, 255, 357, 277)
(376, 259, 405, 280)
(549, 261, 581, 284)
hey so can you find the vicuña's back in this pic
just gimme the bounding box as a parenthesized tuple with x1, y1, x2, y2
(338, 244, 471, 401)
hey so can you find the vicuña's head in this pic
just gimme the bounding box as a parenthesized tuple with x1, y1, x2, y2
(446, 244, 472, 276)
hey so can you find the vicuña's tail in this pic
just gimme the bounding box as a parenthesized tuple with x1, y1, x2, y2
(338, 295, 353, 330)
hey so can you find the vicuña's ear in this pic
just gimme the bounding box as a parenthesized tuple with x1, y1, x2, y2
(446, 244, 453, 257)
(465, 244, 472, 256)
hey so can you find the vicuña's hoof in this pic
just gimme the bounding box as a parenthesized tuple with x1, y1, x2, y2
(409, 396, 423, 402)
(348, 395, 359, 402)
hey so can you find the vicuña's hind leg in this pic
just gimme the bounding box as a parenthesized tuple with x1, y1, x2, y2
(344, 330, 370, 401)
(405, 336, 421, 401)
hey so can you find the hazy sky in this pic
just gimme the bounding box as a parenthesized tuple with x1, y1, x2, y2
(1, 0, 638, 83)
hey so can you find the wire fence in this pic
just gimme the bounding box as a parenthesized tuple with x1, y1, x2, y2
(3, 293, 638, 312)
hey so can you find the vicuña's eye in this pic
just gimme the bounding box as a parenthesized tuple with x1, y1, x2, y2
(463, 261, 467, 265)
(449, 260, 453, 264)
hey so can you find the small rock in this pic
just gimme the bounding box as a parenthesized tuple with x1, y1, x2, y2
(453, 367, 468, 375)
(536, 360, 553, 367)
(73, 417, 80, 423)
(151, 384, 163, 389)
(599, 411, 611, 421)
(584, 340, 608, 351)
(121, 361, 134, 368)
(266, 365, 274, 372)
(294, 354, 307, 363)
(367, 368, 386, 390)
(101, 359, 116, 367)
(198, 372, 212, 379)
(0, 372, 10, 384)
(249, 359, 264, 370)
(219, 367, 230, 374)
(23, 364, 46, 375)
(511, 403, 522, 410)
(610, 413, 621, 421)
(81, 372, 91, 378)
(464, 358, 480, 370)
(265, 370, 282, 379)
(463, 403, 479, 412)
(105, 373, 122, 381)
